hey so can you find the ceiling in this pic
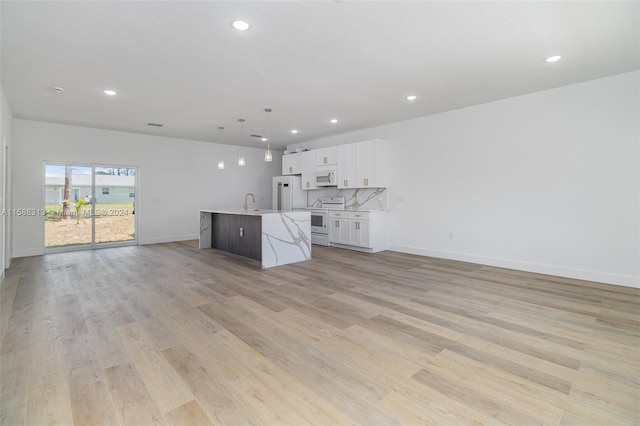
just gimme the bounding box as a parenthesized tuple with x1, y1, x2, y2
(1, 1, 638, 150)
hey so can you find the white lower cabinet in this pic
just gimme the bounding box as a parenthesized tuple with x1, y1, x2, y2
(329, 211, 350, 245)
(329, 211, 387, 253)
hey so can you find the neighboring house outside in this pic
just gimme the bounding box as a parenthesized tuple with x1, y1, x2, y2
(45, 174, 135, 205)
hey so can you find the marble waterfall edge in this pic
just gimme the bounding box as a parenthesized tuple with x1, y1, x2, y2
(262, 212, 311, 268)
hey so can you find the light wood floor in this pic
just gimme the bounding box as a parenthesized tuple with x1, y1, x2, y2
(1, 241, 638, 425)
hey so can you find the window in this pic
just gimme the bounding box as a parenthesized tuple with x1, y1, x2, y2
(102, 187, 110, 195)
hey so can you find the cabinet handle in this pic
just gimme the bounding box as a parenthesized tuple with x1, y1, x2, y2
(306, 182, 309, 188)
(344, 179, 348, 186)
(336, 220, 339, 228)
(324, 156, 327, 164)
(364, 178, 369, 186)
(289, 166, 292, 173)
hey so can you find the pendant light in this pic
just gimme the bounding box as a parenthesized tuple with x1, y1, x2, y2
(264, 108, 273, 162)
(237, 118, 246, 166)
(217, 126, 225, 169)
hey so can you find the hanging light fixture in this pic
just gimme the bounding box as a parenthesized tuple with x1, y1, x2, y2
(264, 108, 273, 162)
(217, 126, 225, 169)
(238, 118, 246, 167)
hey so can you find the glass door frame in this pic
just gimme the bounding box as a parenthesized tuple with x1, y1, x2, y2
(44, 161, 139, 253)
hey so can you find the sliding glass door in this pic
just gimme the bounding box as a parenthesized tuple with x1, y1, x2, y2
(93, 166, 136, 245)
(44, 163, 137, 251)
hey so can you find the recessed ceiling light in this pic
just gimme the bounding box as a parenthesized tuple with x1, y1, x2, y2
(545, 55, 562, 63)
(290, 129, 298, 134)
(406, 95, 417, 101)
(232, 20, 250, 31)
(104, 89, 117, 96)
(330, 119, 338, 124)
(261, 137, 268, 142)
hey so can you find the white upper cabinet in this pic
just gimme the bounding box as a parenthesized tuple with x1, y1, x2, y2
(283, 139, 390, 189)
(316, 146, 338, 166)
(282, 152, 304, 175)
(356, 139, 391, 188)
(355, 139, 391, 188)
(301, 151, 317, 190)
(337, 144, 357, 189)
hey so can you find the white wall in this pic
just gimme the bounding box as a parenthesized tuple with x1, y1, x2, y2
(13, 120, 282, 257)
(0, 86, 14, 278)
(288, 71, 640, 288)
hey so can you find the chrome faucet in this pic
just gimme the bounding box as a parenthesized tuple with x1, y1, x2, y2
(243, 192, 255, 212)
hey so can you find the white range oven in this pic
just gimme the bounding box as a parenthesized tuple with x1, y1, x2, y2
(302, 196, 345, 246)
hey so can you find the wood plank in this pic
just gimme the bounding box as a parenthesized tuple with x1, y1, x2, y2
(377, 390, 506, 426)
(276, 353, 401, 425)
(26, 381, 74, 426)
(197, 302, 290, 362)
(28, 321, 67, 392)
(164, 400, 215, 426)
(411, 367, 553, 426)
(103, 362, 166, 425)
(211, 329, 357, 425)
(67, 366, 120, 426)
(0, 349, 30, 426)
(161, 344, 261, 425)
(118, 322, 195, 413)
(226, 374, 311, 425)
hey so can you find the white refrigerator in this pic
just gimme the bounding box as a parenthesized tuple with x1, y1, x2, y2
(273, 176, 306, 210)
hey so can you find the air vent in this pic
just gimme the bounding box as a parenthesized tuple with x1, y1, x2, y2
(147, 123, 164, 127)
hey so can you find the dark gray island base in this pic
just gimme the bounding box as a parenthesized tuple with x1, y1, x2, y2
(199, 209, 311, 268)
(211, 213, 261, 261)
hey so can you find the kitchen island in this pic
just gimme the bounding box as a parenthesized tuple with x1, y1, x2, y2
(199, 209, 311, 268)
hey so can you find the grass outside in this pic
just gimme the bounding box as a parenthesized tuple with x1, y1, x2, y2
(45, 203, 135, 248)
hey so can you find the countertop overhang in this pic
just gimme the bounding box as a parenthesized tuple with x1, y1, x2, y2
(199, 209, 286, 216)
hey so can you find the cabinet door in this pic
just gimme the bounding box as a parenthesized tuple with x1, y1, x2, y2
(356, 142, 375, 187)
(356, 140, 390, 188)
(282, 153, 303, 175)
(349, 219, 371, 247)
(348, 220, 370, 247)
(300, 151, 317, 190)
(330, 217, 349, 243)
(316, 147, 338, 166)
(337, 144, 356, 189)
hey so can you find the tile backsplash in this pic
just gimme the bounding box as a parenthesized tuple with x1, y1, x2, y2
(307, 187, 387, 211)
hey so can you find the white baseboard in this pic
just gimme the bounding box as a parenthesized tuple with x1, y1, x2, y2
(13, 248, 45, 258)
(388, 244, 639, 289)
(12, 235, 198, 257)
(138, 234, 198, 245)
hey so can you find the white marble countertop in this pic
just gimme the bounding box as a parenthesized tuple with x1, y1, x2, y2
(199, 209, 296, 216)
(296, 207, 386, 212)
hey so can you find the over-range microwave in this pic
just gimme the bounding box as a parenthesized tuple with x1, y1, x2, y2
(315, 168, 337, 187)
